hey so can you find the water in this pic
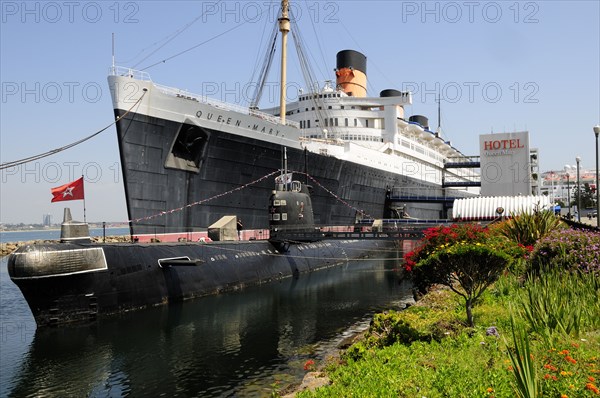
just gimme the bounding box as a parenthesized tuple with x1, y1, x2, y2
(0, 227, 130, 243)
(0, 238, 413, 397)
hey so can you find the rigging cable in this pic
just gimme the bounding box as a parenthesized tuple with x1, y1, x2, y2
(249, 21, 280, 108)
(139, 5, 268, 72)
(0, 90, 147, 170)
(338, 19, 398, 97)
(290, 17, 332, 138)
(132, 0, 224, 69)
(301, 0, 329, 82)
(247, 3, 278, 106)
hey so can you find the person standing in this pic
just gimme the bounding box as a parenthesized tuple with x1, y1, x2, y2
(237, 218, 244, 240)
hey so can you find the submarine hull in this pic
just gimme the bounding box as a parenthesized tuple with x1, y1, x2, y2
(8, 239, 395, 327)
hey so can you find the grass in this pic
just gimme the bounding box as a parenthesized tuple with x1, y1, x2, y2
(292, 272, 600, 398)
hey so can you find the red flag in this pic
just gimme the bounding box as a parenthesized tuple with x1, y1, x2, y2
(51, 177, 85, 202)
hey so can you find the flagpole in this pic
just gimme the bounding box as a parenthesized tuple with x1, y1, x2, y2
(82, 175, 87, 223)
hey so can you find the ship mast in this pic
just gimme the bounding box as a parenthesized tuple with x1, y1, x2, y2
(437, 94, 441, 134)
(278, 0, 290, 124)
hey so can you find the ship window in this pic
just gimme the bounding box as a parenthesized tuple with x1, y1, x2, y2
(307, 120, 311, 128)
(341, 106, 345, 110)
(165, 123, 208, 173)
(345, 118, 348, 127)
(280, 200, 286, 206)
(328, 106, 332, 109)
(366, 119, 369, 127)
(282, 213, 288, 221)
(274, 200, 281, 206)
(335, 118, 338, 126)
(324, 119, 328, 127)
(273, 214, 281, 221)
(354, 119, 357, 127)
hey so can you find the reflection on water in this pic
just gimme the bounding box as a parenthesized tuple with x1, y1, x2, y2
(3, 250, 413, 397)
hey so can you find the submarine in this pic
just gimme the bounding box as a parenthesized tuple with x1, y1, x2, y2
(8, 176, 399, 327)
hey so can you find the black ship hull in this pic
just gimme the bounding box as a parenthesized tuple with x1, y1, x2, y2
(8, 239, 397, 327)
(115, 110, 445, 235)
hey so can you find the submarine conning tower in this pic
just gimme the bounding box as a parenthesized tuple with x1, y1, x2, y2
(335, 49, 367, 98)
(60, 207, 91, 243)
(269, 179, 315, 233)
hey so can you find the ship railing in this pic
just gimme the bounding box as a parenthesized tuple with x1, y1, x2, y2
(299, 136, 345, 147)
(389, 186, 474, 200)
(109, 66, 300, 129)
(109, 66, 152, 81)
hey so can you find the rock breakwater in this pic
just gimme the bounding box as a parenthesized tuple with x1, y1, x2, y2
(1, 236, 131, 257)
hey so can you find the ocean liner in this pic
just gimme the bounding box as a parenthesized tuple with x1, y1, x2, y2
(108, 4, 478, 235)
(8, 1, 479, 326)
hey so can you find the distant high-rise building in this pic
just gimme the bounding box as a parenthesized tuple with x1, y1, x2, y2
(42, 214, 52, 227)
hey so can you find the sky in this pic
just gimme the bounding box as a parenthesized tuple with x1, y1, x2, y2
(1, 0, 599, 224)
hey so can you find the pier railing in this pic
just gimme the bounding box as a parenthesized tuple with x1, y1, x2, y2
(269, 220, 462, 242)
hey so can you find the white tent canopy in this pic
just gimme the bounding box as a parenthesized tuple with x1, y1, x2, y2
(451, 196, 553, 221)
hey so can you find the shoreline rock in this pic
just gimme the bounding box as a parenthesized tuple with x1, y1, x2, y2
(0, 236, 131, 258)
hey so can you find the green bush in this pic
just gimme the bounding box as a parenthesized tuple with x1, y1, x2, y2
(413, 241, 513, 327)
(529, 228, 600, 274)
(367, 311, 424, 346)
(405, 224, 528, 290)
(497, 208, 564, 247)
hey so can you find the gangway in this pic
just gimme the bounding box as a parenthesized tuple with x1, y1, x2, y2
(443, 156, 481, 188)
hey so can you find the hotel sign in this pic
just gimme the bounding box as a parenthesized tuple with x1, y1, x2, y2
(479, 131, 531, 196)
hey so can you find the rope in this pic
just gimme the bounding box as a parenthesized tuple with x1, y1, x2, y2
(126, 169, 372, 224)
(129, 169, 281, 223)
(290, 170, 373, 219)
(0, 90, 147, 170)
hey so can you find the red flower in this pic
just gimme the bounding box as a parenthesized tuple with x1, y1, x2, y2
(565, 356, 577, 364)
(303, 359, 315, 371)
(585, 383, 599, 394)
